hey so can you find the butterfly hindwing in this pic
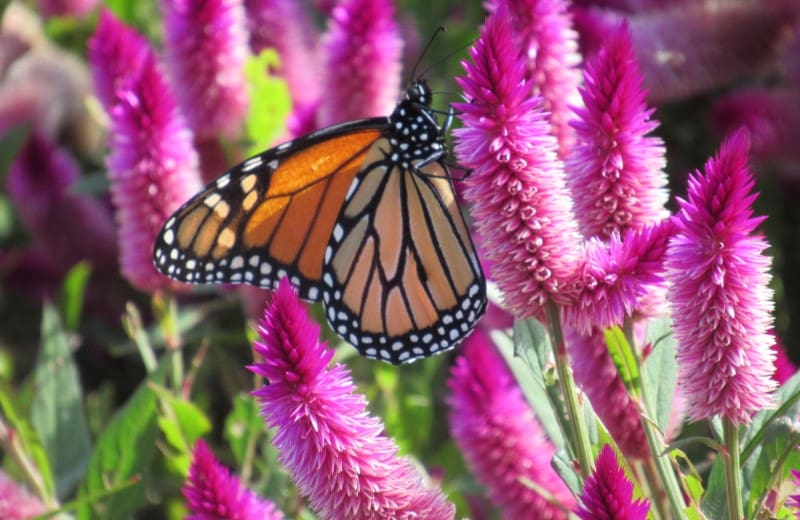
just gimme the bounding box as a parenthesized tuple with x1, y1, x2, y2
(153, 120, 385, 300)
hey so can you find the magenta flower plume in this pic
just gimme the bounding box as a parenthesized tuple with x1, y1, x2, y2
(447, 330, 575, 518)
(0, 471, 46, 520)
(318, 0, 402, 125)
(161, 0, 250, 139)
(788, 469, 800, 512)
(88, 9, 150, 109)
(563, 220, 672, 334)
(666, 130, 776, 424)
(576, 445, 650, 519)
(455, 8, 583, 320)
(566, 327, 649, 459)
(567, 23, 667, 239)
(90, 14, 202, 292)
(249, 279, 454, 519)
(184, 440, 283, 520)
(38, 0, 98, 18)
(771, 336, 797, 385)
(6, 133, 117, 274)
(498, 0, 583, 157)
(245, 0, 320, 107)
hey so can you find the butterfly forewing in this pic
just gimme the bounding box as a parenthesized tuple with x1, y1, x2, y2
(153, 122, 384, 300)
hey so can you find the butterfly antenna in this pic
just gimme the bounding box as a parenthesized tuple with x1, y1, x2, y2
(418, 38, 475, 80)
(410, 26, 447, 82)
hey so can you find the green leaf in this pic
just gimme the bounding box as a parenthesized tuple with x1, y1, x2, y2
(155, 389, 212, 475)
(244, 49, 291, 155)
(641, 316, 678, 432)
(30, 305, 92, 498)
(743, 371, 800, 461)
(224, 393, 263, 468)
(498, 324, 563, 448)
(746, 418, 800, 516)
(701, 455, 729, 519)
(552, 449, 582, 497)
(0, 124, 29, 182)
(77, 360, 167, 519)
(58, 262, 91, 331)
(603, 326, 640, 397)
(0, 379, 55, 501)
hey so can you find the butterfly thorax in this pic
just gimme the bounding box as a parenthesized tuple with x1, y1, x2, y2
(385, 81, 447, 170)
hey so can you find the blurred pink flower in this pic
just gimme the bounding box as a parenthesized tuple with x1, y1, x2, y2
(184, 440, 283, 519)
(666, 130, 776, 424)
(318, 0, 402, 125)
(770, 334, 797, 385)
(0, 471, 46, 520)
(576, 445, 650, 519)
(89, 12, 202, 293)
(455, 7, 583, 320)
(160, 0, 250, 139)
(573, 2, 799, 104)
(568, 22, 667, 239)
(249, 279, 454, 519)
(494, 0, 583, 158)
(37, 0, 98, 18)
(447, 330, 575, 519)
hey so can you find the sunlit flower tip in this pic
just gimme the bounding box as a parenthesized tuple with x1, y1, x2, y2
(0, 471, 46, 520)
(38, 0, 98, 18)
(161, 0, 250, 139)
(88, 9, 150, 109)
(500, 0, 583, 158)
(107, 52, 202, 293)
(666, 129, 776, 424)
(566, 327, 649, 459)
(249, 279, 455, 519)
(319, 0, 402, 125)
(568, 22, 668, 239)
(455, 8, 583, 320)
(184, 440, 284, 520)
(447, 330, 575, 518)
(7, 133, 117, 271)
(563, 219, 673, 334)
(576, 445, 650, 520)
(244, 0, 320, 106)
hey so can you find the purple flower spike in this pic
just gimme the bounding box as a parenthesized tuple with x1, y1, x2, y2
(319, 0, 402, 125)
(568, 23, 668, 239)
(90, 15, 203, 292)
(576, 445, 650, 519)
(455, 8, 583, 320)
(666, 130, 776, 424)
(88, 9, 150, 109)
(447, 330, 575, 518)
(563, 220, 673, 334)
(249, 279, 455, 520)
(161, 0, 250, 139)
(184, 440, 284, 520)
(0, 471, 46, 520)
(501, 0, 583, 158)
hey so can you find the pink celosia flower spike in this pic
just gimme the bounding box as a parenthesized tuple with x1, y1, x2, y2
(184, 440, 284, 520)
(89, 13, 202, 293)
(567, 22, 668, 239)
(576, 445, 650, 519)
(499, 0, 583, 158)
(666, 129, 776, 424)
(0, 471, 47, 519)
(455, 7, 583, 320)
(447, 330, 575, 518)
(160, 0, 250, 139)
(249, 279, 454, 520)
(318, 0, 402, 126)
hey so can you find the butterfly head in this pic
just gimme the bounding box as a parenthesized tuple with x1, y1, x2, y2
(388, 80, 447, 168)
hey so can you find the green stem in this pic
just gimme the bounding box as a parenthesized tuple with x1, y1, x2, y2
(0, 417, 56, 508)
(627, 318, 687, 518)
(723, 418, 744, 520)
(545, 302, 593, 481)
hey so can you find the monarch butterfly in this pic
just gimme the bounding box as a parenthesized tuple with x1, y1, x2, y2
(153, 80, 486, 364)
